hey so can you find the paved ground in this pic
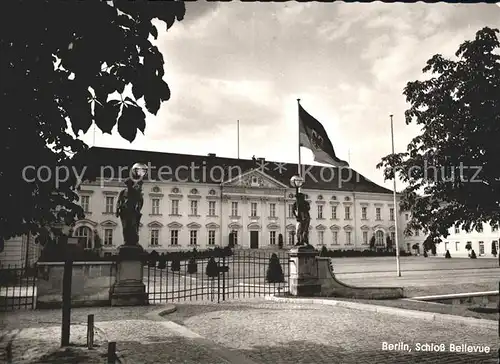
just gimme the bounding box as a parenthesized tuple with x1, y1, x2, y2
(1, 299, 498, 363)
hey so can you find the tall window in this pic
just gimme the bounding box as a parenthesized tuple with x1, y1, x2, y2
(231, 230, 238, 245)
(479, 241, 484, 255)
(288, 231, 294, 245)
(208, 201, 216, 216)
(104, 229, 113, 245)
(190, 230, 198, 246)
(231, 202, 238, 216)
(269, 231, 276, 245)
(208, 230, 216, 245)
(375, 230, 384, 246)
(251, 202, 257, 217)
(150, 229, 159, 246)
(151, 198, 160, 215)
(269, 203, 276, 217)
(389, 208, 394, 221)
(390, 232, 395, 244)
(105, 196, 114, 213)
(332, 231, 338, 245)
(332, 206, 337, 219)
(288, 204, 294, 218)
(361, 207, 367, 220)
(344, 206, 350, 220)
(74, 226, 92, 249)
(454, 226, 460, 234)
(444, 241, 449, 251)
(318, 231, 324, 245)
(190, 200, 198, 215)
(345, 231, 352, 245)
(170, 230, 178, 245)
(455, 241, 459, 251)
(317, 205, 323, 219)
(363, 231, 368, 245)
(375, 208, 381, 220)
(81, 195, 90, 213)
(171, 200, 179, 215)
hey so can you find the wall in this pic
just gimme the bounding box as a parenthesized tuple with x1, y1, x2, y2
(0, 235, 40, 267)
(36, 261, 116, 308)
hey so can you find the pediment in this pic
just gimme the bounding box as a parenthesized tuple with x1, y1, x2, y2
(388, 225, 396, 231)
(343, 225, 353, 231)
(248, 222, 261, 230)
(360, 225, 371, 231)
(330, 224, 340, 231)
(286, 224, 296, 231)
(148, 221, 164, 228)
(187, 222, 201, 229)
(100, 220, 117, 227)
(316, 224, 327, 231)
(373, 224, 386, 231)
(222, 168, 288, 189)
(267, 223, 280, 230)
(206, 222, 220, 229)
(228, 222, 242, 229)
(77, 218, 98, 227)
(167, 222, 182, 229)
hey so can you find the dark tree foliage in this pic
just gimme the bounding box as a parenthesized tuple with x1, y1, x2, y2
(205, 257, 218, 278)
(170, 258, 180, 272)
(148, 250, 159, 267)
(377, 27, 500, 240)
(385, 236, 392, 251)
(187, 257, 197, 274)
(465, 242, 472, 251)
(0, 1, 185, 242)
(423, 250, 428, 257)
(422, 235, 441, 254)
(319, 245, 328, 257)
(369, 235, 376, 250)
(266, 253, 284, 283)
(157, 253, 167, 269)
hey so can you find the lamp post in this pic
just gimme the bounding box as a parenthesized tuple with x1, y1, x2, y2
(290, 175, 305, 245)
(60, 223, 74, 347)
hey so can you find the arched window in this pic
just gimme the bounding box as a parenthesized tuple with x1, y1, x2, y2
(74, 226, 92, 250)
(375, 230, 384, 247)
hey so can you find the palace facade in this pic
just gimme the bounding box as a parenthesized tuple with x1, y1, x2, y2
(436, 223, 499, 258)
(69, 147, 423, 256)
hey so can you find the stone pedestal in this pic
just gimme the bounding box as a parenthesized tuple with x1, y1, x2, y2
(288, 245, 321, 296)
(110, 245, 148, 306)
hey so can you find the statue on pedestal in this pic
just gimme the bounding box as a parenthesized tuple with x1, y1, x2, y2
(292, 192, 311, 246)
(116, 178, 144, 246)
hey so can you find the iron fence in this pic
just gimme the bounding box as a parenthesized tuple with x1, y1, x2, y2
(144, 250, 290, 303)
(0, 264, 37, 311)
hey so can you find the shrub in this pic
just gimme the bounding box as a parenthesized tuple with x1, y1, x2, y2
(170, 258, 180, 272)
(491, 242, 497, 257)
(266, 253, 284, 283)
(187, 257, 197, 274)
(423, 250, 428, 257)
(206, 257, 218, 278)
(470, 249, 477, 259)
(369, 235, 375, 250)
(148, 250, 159, 267)
(445, 250, 451, 258)
(465, 242, 472, 251)
(157, 253, 167, 269)
(278, 234, 284, 249)
(228, 232, 235, 248)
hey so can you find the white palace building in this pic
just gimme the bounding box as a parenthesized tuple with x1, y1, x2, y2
(65, 147, 423, 256)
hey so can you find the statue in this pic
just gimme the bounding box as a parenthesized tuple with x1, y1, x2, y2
(292, 192, 311, 246)
(116, 178, 144, 246)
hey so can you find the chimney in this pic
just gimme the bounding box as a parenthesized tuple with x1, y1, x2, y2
(208, 153, 216, 157)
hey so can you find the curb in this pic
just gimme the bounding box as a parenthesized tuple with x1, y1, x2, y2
(265, 295, 497, 329)
(143, 304, 177, 320)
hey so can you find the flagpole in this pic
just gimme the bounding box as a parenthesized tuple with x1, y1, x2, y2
(297, 99, 302, 177)
(237, 120, 240, 159)
(391, 114, 401, 277)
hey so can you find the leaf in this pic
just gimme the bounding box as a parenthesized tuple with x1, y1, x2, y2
(95, 99, 121, 134)
(117, 103, 146, 142)
(150, 24, 158, 39)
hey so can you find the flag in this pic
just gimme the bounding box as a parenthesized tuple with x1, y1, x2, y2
(298, 103, 349, 167)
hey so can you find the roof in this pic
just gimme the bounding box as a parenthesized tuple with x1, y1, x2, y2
(77, 147, 393, 194)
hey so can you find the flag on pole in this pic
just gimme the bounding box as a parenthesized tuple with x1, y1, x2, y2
(298, 103, 349, 167)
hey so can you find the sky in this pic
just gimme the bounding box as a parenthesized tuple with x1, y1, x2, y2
(77, 2, 500, 191)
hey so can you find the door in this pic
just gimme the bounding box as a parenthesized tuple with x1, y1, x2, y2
(250, 231, 259, 249)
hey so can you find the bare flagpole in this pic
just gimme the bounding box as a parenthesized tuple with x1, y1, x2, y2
(391, 114, 401, 277)
(237, 120, 240, 159)
(297, 99, 302, 177)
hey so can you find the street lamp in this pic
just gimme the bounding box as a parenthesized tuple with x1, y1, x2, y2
(131, 162, 148, 180)
(290, 175, 304, 195)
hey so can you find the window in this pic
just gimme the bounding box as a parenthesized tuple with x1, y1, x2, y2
(152, 198, 160, 215)
(415, 230, 420, 237)
(361, 207, 367, 220)
(190, 230, 197, 246)
(389, 208, 394, 221)
(479, 241, 484, 255)
(74, 226, 92, 249)
(288, 231, 294, 245)
(251, 202, 257, 217)
(231, 230, 238, 245)
(454, 226, 460, 234)
(391, 232, 395, 244)
(405, 213, 409, 221)
(150, 229, 159, 246)
(444, 241, 449, 251)
(171, 200, 179, 215)
(231, 202, 238, 216)
(332, 231, 338, 245)
(375, 230, 384, 246)
(455, 241, 459, 251)
(318, 231, 324, 245)
(104, 229, 113, 245)
(269, 231, 276, 245)
(105, 196, 114, 213)
(375, 208, 381, 220)
(269, 203, 276, 217)
(81, 195, 90, 213)
(317, 205, 323, 219)
(208, 201, 216, 216)
(345, 231, 352, 245)
(170, 230, 178, 246)
(208, 230, 216, 245)
(344, 206, 350, 220)
(190, 200, 198, 216)
(288, 204, 294, 218)
(332, 206, 337, 219)
(363, 231, 368, 245)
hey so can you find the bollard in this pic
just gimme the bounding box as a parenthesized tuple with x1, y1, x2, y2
(6, 341, 12, 364)
(107, 341, 116, 363)
(87, 314, 94, 349)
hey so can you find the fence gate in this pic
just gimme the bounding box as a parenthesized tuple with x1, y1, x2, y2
(0, 264, 37, 311)
(144, 250, 290, 304)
